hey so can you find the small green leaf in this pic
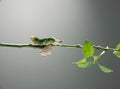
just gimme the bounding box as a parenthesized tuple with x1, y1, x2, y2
(93, 56, 100, 61)
(116, 43, 120, 49)
(93, 51, 105, 62)
(113, 43, 120, 58)
(73, 58, 93, 68)
(98, 64, 113, 73)
(82, 41, 94, 57)
(113, 51, 120, 58)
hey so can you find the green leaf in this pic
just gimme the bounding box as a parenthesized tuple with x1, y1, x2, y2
(93, 55, 100, 61)
(73, 58, 93, 68)
(113, 51, 120, 58)
(113, 43, 120, 58)
(116, 43, 120, 49)
(82, 41, 94, 57)
(93, 51, 105, 62)
(98, 64, 113, 73)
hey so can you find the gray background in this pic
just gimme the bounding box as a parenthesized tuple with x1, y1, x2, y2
(0, 0, 120, 89)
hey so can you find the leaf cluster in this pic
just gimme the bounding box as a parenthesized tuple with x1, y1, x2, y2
(73, 41, 114, 73)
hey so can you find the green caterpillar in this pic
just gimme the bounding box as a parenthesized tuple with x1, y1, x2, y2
(30, 36, 62, 56)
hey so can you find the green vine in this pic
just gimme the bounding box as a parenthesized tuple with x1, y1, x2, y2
(0, 36, 120, 73)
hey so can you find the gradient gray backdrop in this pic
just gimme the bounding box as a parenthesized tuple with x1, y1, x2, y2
(0, 0, 120, 89)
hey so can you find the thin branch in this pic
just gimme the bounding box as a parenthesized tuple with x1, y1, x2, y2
(0, 43, 118, 51)
(55, 44, 82, 48)
(0, 43, 45, 49)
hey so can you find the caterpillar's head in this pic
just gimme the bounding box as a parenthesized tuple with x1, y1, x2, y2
(30, 35, 34, 39)
(30, 36, 39, 44)
(30, 35, 35, 41)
